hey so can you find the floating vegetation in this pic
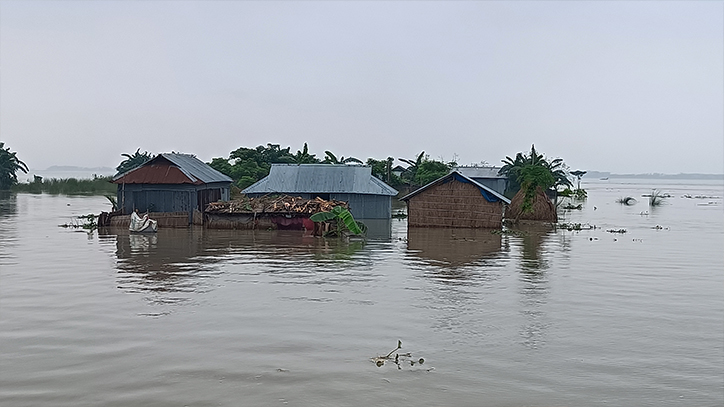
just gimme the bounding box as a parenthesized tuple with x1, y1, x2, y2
(59, 214, 98, 231)
(371, 340, 427, 370)
(606, 228, 627, 234)
(645, 190, 668, 207)
(558, 222, 596, 231)
(490, 228, 528, 236)
(562, 203, 583, 210)
(617, 196, 637, 205)
(683, 194, 721, 199)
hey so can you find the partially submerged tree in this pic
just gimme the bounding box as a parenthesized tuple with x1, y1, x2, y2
(498, 144, 572, 197)
(0, 142, 28, 190)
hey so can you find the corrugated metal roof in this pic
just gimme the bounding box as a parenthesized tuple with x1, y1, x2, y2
(400, 171, 511, 204)
(451, 166, 506, 179)
(112, 153, 232, 185)
(243, 164, 398, 196)
(160, 153, 232, 184)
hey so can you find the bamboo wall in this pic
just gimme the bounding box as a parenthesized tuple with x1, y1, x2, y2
(407, 180, 504, 228)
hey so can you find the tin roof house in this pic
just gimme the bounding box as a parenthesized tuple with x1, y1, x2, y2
(243, 164, 398, 223)
(400, 171, 510, 228)
(450, 166, 509, 196)
(112, 153, 232, 226)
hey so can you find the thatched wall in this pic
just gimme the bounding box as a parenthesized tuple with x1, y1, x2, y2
(506, 187, 557, 222)
(407, 179, 504, 228)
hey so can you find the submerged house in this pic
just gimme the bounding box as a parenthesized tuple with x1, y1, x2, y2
(112, 153, 232, 225)
(242, 164, 398, 220)
(400, 171, 510, 228)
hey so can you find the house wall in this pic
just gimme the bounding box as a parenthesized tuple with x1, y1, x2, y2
(117, 182, 230, 222)
(331, 193, 391, 219)
(407, 179, 504, 228)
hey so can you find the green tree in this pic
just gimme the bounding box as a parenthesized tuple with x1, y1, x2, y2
(116, 148, 152, 175)
(322, 151, 363, 164)
(498, 144, 571, 197)
(0, 142, 28, 190)
(367, 157, 402, 188)
(415, 159, 451, 186)
(518, 164, 556, 214)
(399, 151, 425, 187)
(208, 143, 299, 189)
(293, 143, 320, 164)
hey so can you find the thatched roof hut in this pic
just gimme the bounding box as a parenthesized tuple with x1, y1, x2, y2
(506, 187, 557, 222)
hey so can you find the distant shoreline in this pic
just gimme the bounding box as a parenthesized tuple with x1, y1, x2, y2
(25, 166, 724, 181)
(585, 171, 723, 180)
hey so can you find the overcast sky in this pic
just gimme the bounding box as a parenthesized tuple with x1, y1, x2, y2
(1, 1, 722, 174)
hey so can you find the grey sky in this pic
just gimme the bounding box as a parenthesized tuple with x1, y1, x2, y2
(1, 1, 722, 174)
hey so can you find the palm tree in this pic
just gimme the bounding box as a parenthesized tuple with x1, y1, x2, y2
(323, 151, 363, 164)
(0, 142, 28, 190)
(116, 148, 152, 175)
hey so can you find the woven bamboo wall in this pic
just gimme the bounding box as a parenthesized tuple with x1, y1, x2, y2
(407, 180, 503, 228)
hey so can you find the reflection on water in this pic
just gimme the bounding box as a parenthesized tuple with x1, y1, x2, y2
(510, 224, 555, 349)
(2, 186, 723, 407)
(100, 227, 373, 305)
(0, 191, 17, 217)
(406, 227, 504, 269)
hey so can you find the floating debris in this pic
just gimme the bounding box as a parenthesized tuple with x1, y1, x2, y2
(558, 222, 596, 231)
(562, 203, 583, 210)
(371, 340, 427, 370)
(205, 195, 347, 215)
(59, 214, 98, 231)
(606, 228, 627, 234)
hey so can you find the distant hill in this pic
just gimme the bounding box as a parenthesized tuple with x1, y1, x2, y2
(585, 171, 723, 180)
(44, 165, 115, 173)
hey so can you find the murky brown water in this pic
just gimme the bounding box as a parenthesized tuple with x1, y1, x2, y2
(1, 179, 722, 406)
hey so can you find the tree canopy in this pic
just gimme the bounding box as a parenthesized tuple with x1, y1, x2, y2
(498, 144, 572, 197)
(116, 149, 152, 175)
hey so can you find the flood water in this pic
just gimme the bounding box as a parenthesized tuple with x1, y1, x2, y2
(1, 179, 722, 406)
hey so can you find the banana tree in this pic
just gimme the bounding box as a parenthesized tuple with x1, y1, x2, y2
(310, 206, 367, 237)
(322, 151, 363, 165)
(0, 142, 28, 190)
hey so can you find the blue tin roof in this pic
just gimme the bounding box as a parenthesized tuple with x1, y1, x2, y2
(243, 164, 398, 196)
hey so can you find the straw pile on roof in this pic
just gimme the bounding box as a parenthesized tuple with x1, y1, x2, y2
(506, 187, 557, 222)
(205, 195, 348, 215)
